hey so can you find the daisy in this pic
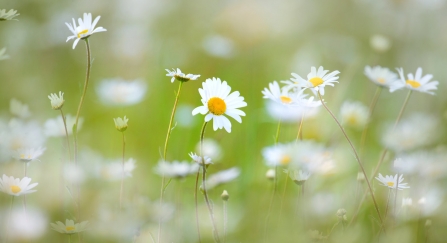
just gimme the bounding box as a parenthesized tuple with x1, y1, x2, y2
(206, 167, 240, 189)
(50, 219, 88, 234)
(13, 147, 46, 162)
(165, 68, 200, 83)
(48, 91, 65, 110)
(262, 143, 296, 167)
(364, 65, 399, 88)
(265, 100, 320, 123)
(96, 78, 147, 106)
(192, 77, 247, 133)
(262, 81, 321, 107)
(339, 100, 369, 129)
(375, 173, 410, 190)
(390, 67, 439, 95)
(0, 47, 9, 60)
(287, 66, 340, 95)
(287, 169, 311, 185)
(113, 116, 128, 132)
(154, 160, 199, 179)
(0, 174, 38, 196)
(0, 9, 20, 21)
(65, 13, 107, 49)
(189, 152, 212, 165)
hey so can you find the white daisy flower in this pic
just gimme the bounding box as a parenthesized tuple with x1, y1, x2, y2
(375, 173, 410, 190)
(10, 98, 31, 119)
(44, 114, 83, 137)
(0, 47, 10, 60)
(96, 78, 147, 106)
(165, 68, 201, 83)
(9, 208, 47, 240)
(65, 13, 107, 49)
(262, 143, 296, 167)
(364, 65, 399, 88)
(189, 152, 212, 165)
(113, 116, 128, 132)
(0, 174, 38, 196)
(192, 77, 247, 133)
(13, 147, 46, 162)
(339, 100, 369, 129)
(265, 100, 320, 123)
(154, 160, 199, 179)
(48, 91, 65, 110)
(101, 158, 136, 181)
(262, 81, 321, 107)
(0, 9, 20, 21)
(206, 167, 240, 190)
(390, 67, 439, 95)
(287, 66, 340, 95)
(287, 169, 311, 185)
(50, 219, 88, 234)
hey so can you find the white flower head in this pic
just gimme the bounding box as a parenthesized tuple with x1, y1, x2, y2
(9, 208, 47, 240)
(0, 47, 10, 60)
(390, 67, 439, 95)
(364, 65, 399, 88)
(195, 138, 222, 161)
(50, 219, 88, 234)
(265, 168, 276, 180)
(265, 100, 320, 123)
(375, 173, 410, 190)
(44, 114, 82, 137)
(100, 158, 136, 181)
(370, 34, 391, 53)
(154, 160, 199, 179)
(10, 98, 31, 119)
(205, 167, 240, 190)
(0, 9, 20, 21)
(48, 91, 65, 110)
(65, 13, 107, 49)
(96, 78, 147, 106)
(0, 174, 38, 196)
(339, 100, 369, 129)
(262, 143, 296, 167)
(189, 152, 212, 165)
(402, 197, 413, 208)
(165, 68, 200, 83)
(288, 169, 311, 185)
(289, 66, 340, 96)
(113, 116, 129, 132)
(192, 77, 247, 133)
(262, 81, 321, 108)
(13, 147, 46, 162)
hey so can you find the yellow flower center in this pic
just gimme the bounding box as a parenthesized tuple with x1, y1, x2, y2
(377, 78, 385, 84)
(66, 226, 75, 231)
(387, 182, 394, 187)
(20, 154, 31, 160)
(10, 185, 21, 194)
(77, 29, 88, 38)
(208, 97, 226, 115)
(347, 115, 358, 125)
(280, 96, 292, 104)
(406, 80, 421, 88)
(280, 155, 291, 165)
(309, 77, 324, 87)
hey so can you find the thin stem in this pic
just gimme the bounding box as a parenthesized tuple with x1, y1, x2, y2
(158, 81, 184, 243)
(317, 92, 384, 227)
(223, 200, 228, 243)
(5, 196, 14, 242)
(359, 86, 382, 159)
(384, 188, 392, 220)
(194, 167, 202, 243)
(394, 173, 400, 218)
(278, 170, 289, 227)
(119, 132, 126, 210)
(23, 163, 27, 214)
(69, 235, 72, 243)
(60, 108, 72, 162)
(296, 114, 305, 141)
(394, 90, 412, 129)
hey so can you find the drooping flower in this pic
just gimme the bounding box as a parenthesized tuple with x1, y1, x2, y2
(96, 78, 147, 106)
(113, 116, 128, 132)
(0, 174, 38, 196)
(165, 68, 200, 83)
(48, 91, 65, 110)
(288, 66, 340, 95)
(65, 13, 107, 49)
(50, 219, 88, 234)
(154, 160, 199, 179)
(192, 77, 247, 133)
(0, 9, 20, 21)
(339, 100, 369, 129)
(390, 67, 439, 95)
(13, 147, 46, 162)
(364, 65, 399, 88)
(375, 173, 410, 190)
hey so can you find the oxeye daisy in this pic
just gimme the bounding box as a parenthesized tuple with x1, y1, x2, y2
(165, 68, 201, 83)
(13, 147, 46, 162)
(189, 152, 212, 165)
(154, 160, 199, 179)
(375, 173, 410, 190)
(287, 169, 311, 185)
(0, 9, 20, 21)
(339, 100, 369, 129)
(262, 81, 321, 107)
(48, 91, 65, 110)
(205, 167, 240, 190)
(65, 13, 107, 49)
(0, 174, 38, 196)
(287, 66, 340, 95)
(113, 116, 128, 132)
(390, 67, 439, 95)
(50, 219, 88, 234)
(192, 77, 247, 133)
(364, 65, 399, 88)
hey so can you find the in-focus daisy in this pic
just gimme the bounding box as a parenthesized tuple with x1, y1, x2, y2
(189, 152, 212, 165)
(13, 147, 46, 162)
(0, 174, 38, 196)
(287, 169, 311, 185)
(364, 65, 399, 88)
(44, 115, 82, 137)
(154, 160, 199, 179)
(192, 77, 247, 133)
(262, 81, 321, 107)
(287, 66, 340, 95)
(96, 78, 147, 106)
(375, 173, 410, 190)
(65, 13, 107, 49)
(48, 91, 65, 110)
(165, 68, 200, 83)
(10, 98, 31, 119)
(0, 47, 9, 60)
(113, 116, 128, 132)
(206, 167, 240, 190)
(50, 219, 88, 234)
(390, 67, 439, 95)
(339, 100, 369, 129)
(0, 9, 20, 21)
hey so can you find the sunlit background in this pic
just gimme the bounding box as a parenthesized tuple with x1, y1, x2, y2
(1, 0, 447, 242)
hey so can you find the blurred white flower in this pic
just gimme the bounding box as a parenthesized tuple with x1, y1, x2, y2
(369, 34, 391, 53)
(154, 160, 199, 179)
(265, 168, 276, 180)
(13, 147, 46, 162)
(364, 65, 399, 88)
(65, 13, 107, 49)
(0, 174, 38, 196)
(287, 169, 310, 185)
(206, 167, 240, 189)
(339, 100, 369, 129)
(262, 81, 321, 107)
(262, 143, 296, 167)
(174, 104, 195, 128)
(165, 68, 201, 83)
(265, 100, 320, 123)
(51, 219, 88, 234)
(390, 67, 439, 95)
(44, 114, 83, 137)
(8, 208, 47, 241)
(0, 9, 20, 21)
(10, 98, 31, 119)
(0, 47, 10, 60)
(402, 197, 413, 208)
(289, 66, 340, 96)
(48, 91, 65, 110)
(96, 78, 147, 106)
(64, 163, 86, 184)
(113, 116, 129, 132)
(417, 188, 443, 216)
(382, 113, 439, 152)
(189, 152, 212, 165)
(375, 173, 410, 190)
(195, 138, 222, 162)
(101, 158, 136, 181)
(202, 35, 235, 58)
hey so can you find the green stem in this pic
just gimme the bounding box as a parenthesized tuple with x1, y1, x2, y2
(119, 132, 126, 211)
(296, 114, 305, 141)
(194, 167, 202, 243)
(60, 108, 72, 163)
(359, 86, 382, 159)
